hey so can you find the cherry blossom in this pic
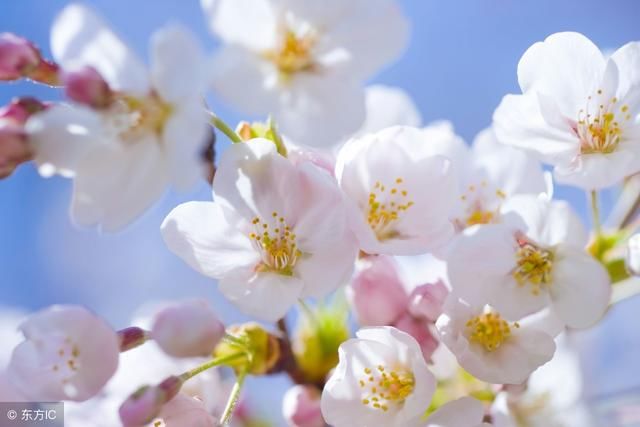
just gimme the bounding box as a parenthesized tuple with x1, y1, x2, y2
(202, 0, 409, 147)
(7, 305, 119, 401)
(26, 4, 210, 231)
(336, 125, 456, 255)
(162, 138, 358, 321)
(494, 32, 640, 190)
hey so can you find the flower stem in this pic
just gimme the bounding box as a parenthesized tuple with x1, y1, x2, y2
(268, 116, 288, 157)
(209, 113, 242, 143)
(219, 368, 248, 426)
(179, 352, 247, 382)
(590, 190, 602, 237)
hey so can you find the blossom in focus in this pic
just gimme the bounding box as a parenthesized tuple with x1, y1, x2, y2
(162, 138, 358, 321)
(436, 296, 556, 385)
(336, 126, 456, 255)
(26, 4, 210, 231)
(151, 299, 225, 358)
(321, 326, 487, 427)
(282, 385, 324, 427)
(348, 255, 409, 326)
(203, 0, 409, 147)
(321, 326, 436, 427)
(7, 305, 119, 401)
(447, 194, 611, 329)
(493, 32, 640, 190)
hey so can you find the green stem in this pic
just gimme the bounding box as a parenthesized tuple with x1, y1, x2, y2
(209, 113, 242, 143)
(179, 352, 247, 382)
(591, 190, 602, 237)
(268, 116, 288, 157)
(219, 368, 248, 426)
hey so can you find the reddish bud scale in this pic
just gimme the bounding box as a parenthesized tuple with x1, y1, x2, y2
(117, 326, 149, 352)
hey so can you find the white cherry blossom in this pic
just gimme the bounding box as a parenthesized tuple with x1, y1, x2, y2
(162, 138, 358, 321)
(493, 32, 640, 190)
(447, 194, 611, 329)
(436, 297, 556, 385)
(7, 305, 119, 401)
(203, 0, 409, 147)
(26, 4, 210, 231)
(336, 126, 456, 255)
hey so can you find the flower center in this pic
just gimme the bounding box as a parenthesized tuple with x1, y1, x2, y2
(264, 30, 317, 76)
(513, 235, 554, 296)
(103, 94, 172, 144)
(576, 91, 631, 154)
(456, 182, 506, 229)
(367, 178, 414, 241)
(48, 335, 81, 382)
(359, 365, 415, 413)
(250, 212, 301, 276)
(466, 312, 518, 352)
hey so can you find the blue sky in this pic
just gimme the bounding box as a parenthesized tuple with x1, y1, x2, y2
(1, 1, 640, 425)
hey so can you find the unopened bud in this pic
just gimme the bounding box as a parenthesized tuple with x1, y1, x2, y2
(0, 97, 47, 124)
(348, 256, 408, 326)
(63, 66, 112, 108)
(0, 33, 39, 81)
(0, 123, 31, 179)
(394, 313, 439, 361)
(151, 299, 225, 358)
(119, 376, 183, 427)
(408, 281, 449, 322)
(282, 385, 324, 427)
(117, 326, 149, 352)
(214, 322, 280, 375)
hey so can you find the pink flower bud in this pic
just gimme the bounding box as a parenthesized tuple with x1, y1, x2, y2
(408, 281, 449, 322)
(393, 313, 439, 361)
(0, 123, 31, 179)
(0, 97, 47, 124)
(282, 385, 324, 427)
(349, 256, 408, 326)
(151, 300, 225, 358)
(119, 376, 183, 427)
(0, 33, 39, 81)
(63, 66, 112, 109)
(118, 326, 149, 352)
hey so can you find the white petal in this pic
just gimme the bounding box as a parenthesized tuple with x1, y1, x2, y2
(201, 0, 277, 50)
(210, 46, 277, 116)
(162, 100, 209, 191)
(610, 41, 640, 97)
(550, 245, 611, 329)
(161, 201, 259, 279)
(356, 85, 422, 135)
(51, 4, 149, 93)
(554, 150, 640, 190)
(218, 272, 304, 322)
(297, 236, 357, 298)
(425, 397, 484, 427)
(71, 138, 168, 231)
(151, 24, 208, 102)
(291, 0, 409, 79)
(493, 92, 578, 165)
(26, 104, 104, 178)
(517, 32, 605, 117)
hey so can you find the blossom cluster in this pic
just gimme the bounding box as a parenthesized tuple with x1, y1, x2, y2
(1, 1, 639, 427)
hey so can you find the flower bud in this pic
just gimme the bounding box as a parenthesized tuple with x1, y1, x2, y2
(214, 322, 280, 375)
(282, 385, 324, 427)
(394, 313, 439, 361)
(0, 123, 31, 179)
(348, 256, 408, 326)
(119, 376, 183, 427)
(0, 97, 47, 124)
(151, 299, 225, 358)
(627, 233, 640, 276)
(407, 281, 449, 322)
(0, 33, 39, 81)
(118, 326, 149, 352)
(63, 66, 112, 109)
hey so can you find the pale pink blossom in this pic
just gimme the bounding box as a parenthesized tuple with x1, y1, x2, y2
(283, 385, 324, 427)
